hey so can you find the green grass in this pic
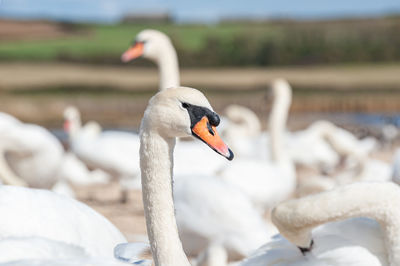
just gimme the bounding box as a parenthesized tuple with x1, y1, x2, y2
(1, 17, 399, 66)
(0, 23, 278, 61)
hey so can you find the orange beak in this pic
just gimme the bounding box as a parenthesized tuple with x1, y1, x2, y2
(192, 116, 234, 160)
(121, 42, 144, 63)
(63, 121, 70, 132)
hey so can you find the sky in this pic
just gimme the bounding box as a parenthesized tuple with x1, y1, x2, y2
(0, 0, 400, 23)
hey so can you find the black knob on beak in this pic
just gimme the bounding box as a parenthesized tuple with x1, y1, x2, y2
(208, 112, 220, 127)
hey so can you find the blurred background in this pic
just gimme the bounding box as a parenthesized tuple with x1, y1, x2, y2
(1, 0, 400, 138)
(1, 0, 400, 245)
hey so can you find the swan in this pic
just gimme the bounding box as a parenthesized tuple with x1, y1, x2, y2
(121, 29, 179, 91)
(218, 79, 296, 212)
(0, 113, 64, 188)
(242, 182, 400, 266)
(63, 106, 141, 188)
(138, 86, 237, 265)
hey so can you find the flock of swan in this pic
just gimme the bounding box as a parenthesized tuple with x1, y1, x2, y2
(0, 29, 399, 266)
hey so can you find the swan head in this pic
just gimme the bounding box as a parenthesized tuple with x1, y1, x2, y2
(271, 201, 314, 252)
(121, 29, 174, 63)
(141, 86, 234, 160)
(271, 78, 292, 100)
(63, 106, 81, 133)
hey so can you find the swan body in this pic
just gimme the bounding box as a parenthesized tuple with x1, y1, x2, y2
(56, 152, 111, 186)
(0, 185, 126, 258)
(0, 238, 149, 266)
(242, 182, 400, 265)
(173, 140, 228, 176)
(0, 237, 88, 263)
(174, 174, 276, 260)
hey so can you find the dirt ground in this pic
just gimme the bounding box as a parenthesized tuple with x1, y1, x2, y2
(1, 62, 400, 129)
(1, 62, 400, 91)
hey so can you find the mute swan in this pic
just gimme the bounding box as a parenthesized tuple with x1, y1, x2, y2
(121, 29, 179, 91)
(63, 106, 141, 188)
(138, 86, 235, 265)
(218, 79, 296, 212)
(242, 182, 400, 266)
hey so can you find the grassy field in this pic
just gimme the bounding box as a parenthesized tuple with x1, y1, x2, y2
(0, 23, 273, 61)
(1, 17, 399, 66)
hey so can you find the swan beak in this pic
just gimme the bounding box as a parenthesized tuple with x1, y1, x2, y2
(121, 42, 144, 62)
(192, 116, 234, 160)
(63, 121, 70, 132)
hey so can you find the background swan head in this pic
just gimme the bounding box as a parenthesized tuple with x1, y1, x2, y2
(121, 29, 175, 64)
(63, 106, 81, 136)
(271, 78, 292, 103)
(141, 86, 234, 160)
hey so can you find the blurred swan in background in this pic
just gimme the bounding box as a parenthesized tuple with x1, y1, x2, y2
(223, 79, 378, 174)
(175, 174, 276, 262)
(218, 79, 296, 212)
(121, 29, 179, 91)
(242, 182, 400, 265)
(63, 106, 141, 189)
(0, 113, 64, 188)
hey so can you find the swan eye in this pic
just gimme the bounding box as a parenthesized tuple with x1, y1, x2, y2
(181, 102, 189, 109)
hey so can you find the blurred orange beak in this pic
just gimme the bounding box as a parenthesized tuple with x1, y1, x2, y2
(121, 42, 144, 63)
(63, 121, 70, 132)
(192, 116, 234, 160)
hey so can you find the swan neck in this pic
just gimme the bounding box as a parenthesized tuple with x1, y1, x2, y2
(68, 116, 82, 140)
(0, 152, 26, 186)
(269, 89, 291, 162)
(157, 45, 180, 91)
(272, 182, 400, 265)
(140, 128, 190, 266)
